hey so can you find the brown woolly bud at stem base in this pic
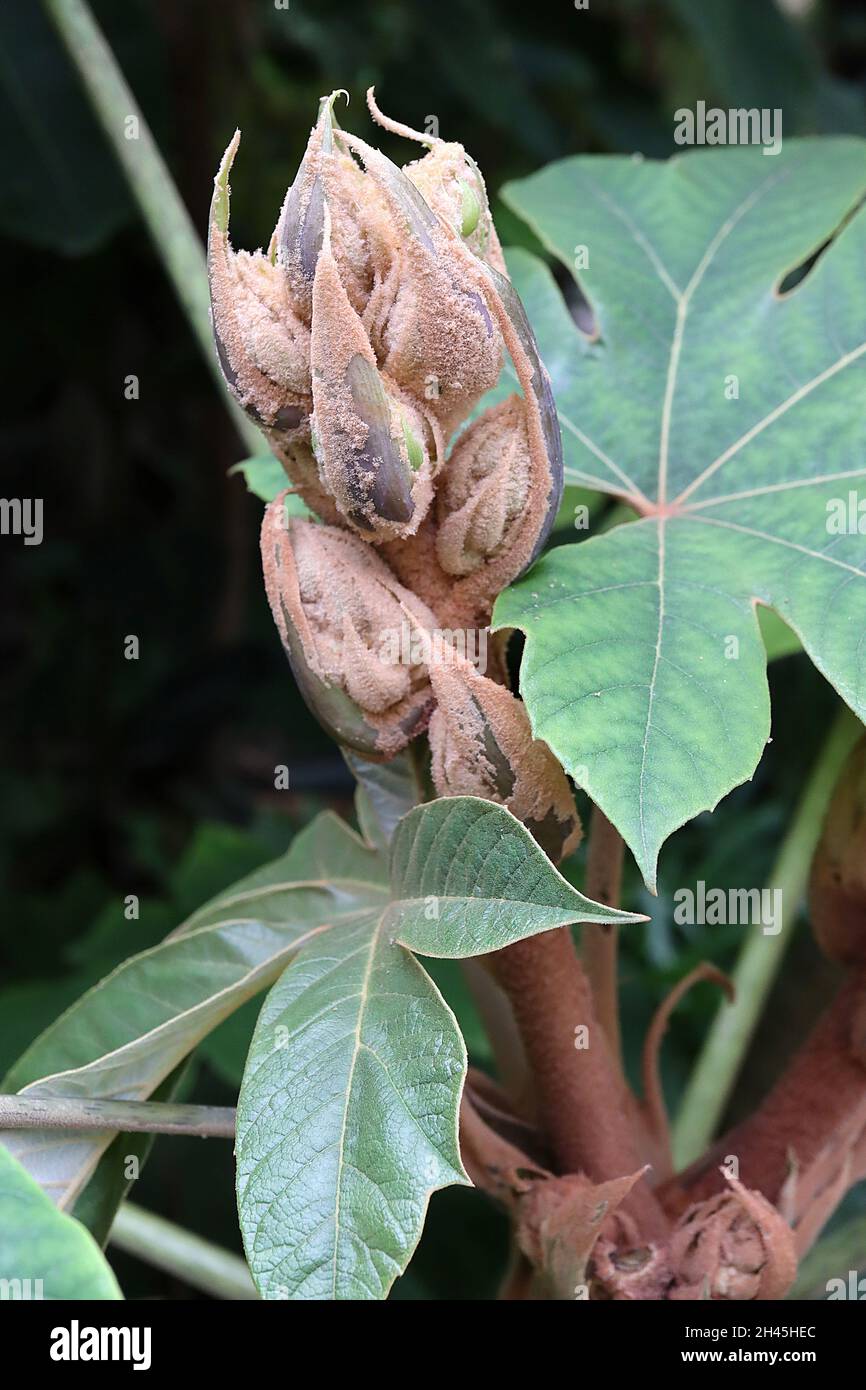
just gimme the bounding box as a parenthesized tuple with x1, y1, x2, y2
(660, 971, 866, 1261)
(668, 1178, 796, 1301)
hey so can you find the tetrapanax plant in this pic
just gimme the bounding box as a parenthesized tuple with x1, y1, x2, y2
(206, 92, 831, 1301)
(6, 60, 866, 1307)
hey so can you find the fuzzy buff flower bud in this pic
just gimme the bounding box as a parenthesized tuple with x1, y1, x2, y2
(365, 91, 506, 273)
(309, 218, 436, 540)
(668, 1179, 796, 1301)
(260, 494, 437, 758)
(809, 736, 866, 966)
(436, 395, 532, 577)
(275, 92, 381, 324)
(208, 132, 311, 443)
(380, 258, 563, 631)
(427, 643, 581, 863)
(337, 125, 503, 436)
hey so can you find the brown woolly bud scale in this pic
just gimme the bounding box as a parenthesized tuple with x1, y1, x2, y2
(383, 388, 560, 633)
(275, 93, 382, 323)
(809, 736, 866, 967)
(436, 395, 531, 577)
(309, 220, 435, 539)
(365, 88, 505, 273)
(208, 133, 311, 443)
(668, 1178, 796, 1301)
(427, 643, 581, 863)
(336, 127, 504, 436)
(406, 144, 506, 273)
(261, 493, 438, 758)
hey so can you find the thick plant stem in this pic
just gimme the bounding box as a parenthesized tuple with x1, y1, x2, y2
(672, 707, 860, 1168)
(662, 970, 866, 1256)
(41, 0, 261, 454)
(582, 806, 625, 1068)
(489, 927, 668, 1237)
(0, 1094, 236, 1138)
(110, 1203, 257, 1299)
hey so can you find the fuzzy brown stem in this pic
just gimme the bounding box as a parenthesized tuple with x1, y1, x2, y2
(582, 807, 626, 1068)
(489, 927, 668, 1238)
(660, 970, 866, 1254)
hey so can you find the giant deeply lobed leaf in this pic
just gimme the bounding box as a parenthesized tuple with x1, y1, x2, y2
(236, 797, 642, 1300)
(496, 139, 866, 887)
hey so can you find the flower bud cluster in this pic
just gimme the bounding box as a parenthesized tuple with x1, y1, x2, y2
(212, 91, 572, 856)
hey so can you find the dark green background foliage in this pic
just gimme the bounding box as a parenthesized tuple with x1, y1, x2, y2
(2, 0, 865, 1298)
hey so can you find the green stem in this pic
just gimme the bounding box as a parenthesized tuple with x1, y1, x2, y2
(110, 1202, 257, 1300)
(41, 0, 262, 454)
(790, 1214, 866, 1300)
(672, 706, 860, 1168)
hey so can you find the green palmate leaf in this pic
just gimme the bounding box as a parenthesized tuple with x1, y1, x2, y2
(388, 797, 637, 955)
(0, 1144, 121, 1300)
(0, 815, 383, 1210)
(229, 454, 309, 513)
(236, 796, 640, 1301)
(497, 139, 866, 888)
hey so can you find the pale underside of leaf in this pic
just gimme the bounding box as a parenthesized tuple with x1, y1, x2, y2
(0, 815, 386, 1210)
(235, 797, 641, 1300)
(235, 915, 468, 1301)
